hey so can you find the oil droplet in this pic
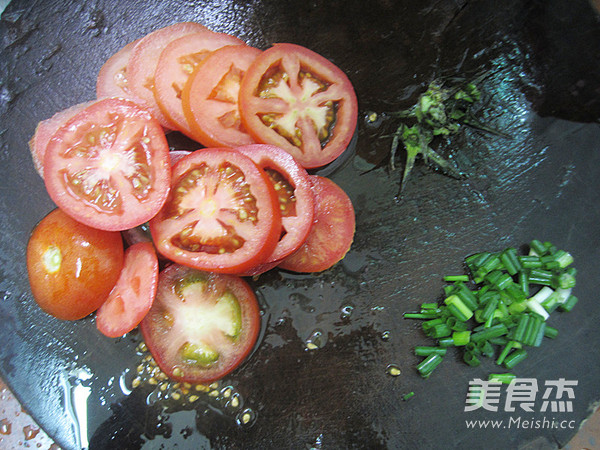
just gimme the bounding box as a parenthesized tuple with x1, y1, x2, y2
(305, 329, 327, 350)
(381, 330, 391, 341)
(23, 424, 40, 440)
(340, 304, 354, 320)
(386, 364, 402, 377)
(0, 418, 11, 435)
(236, 408, 257, 428)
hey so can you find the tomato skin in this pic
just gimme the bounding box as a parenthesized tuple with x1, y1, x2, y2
(235, 144, 315, 273)
(278, 175, 355, 272)
(154, 32, 246, 135)
(26, 208, 124, 320)
(43, 97, 172, 232)
(181, 44, 261, 147)
(149, 148, 282, 274)
(140, 264, 261, 384)
(96, 242, 159, 338)
(239, 43, 358, 169)
(127, 22, 209, 128)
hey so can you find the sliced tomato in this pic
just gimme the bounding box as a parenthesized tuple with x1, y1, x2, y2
(127, 22, 209, 128)
(27, 208, 124, 321)
(181, 44, 261, 147)
(96, 242, 159, 338)
(235, 144, 314, 274)
(169, 150, 191, 166)
(239, 43, 358, 169)
(154, 32, 246, 135)
(96, 38, 142, 101)
(278, 175, 355, 272)
(29, 101, 92, 178)
(43, 97, 171, 232)
(140, 264, 261, 383)
(149, 148, 282, 274)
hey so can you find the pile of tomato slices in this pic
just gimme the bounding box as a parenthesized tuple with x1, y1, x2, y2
(26, 22, 357, 384)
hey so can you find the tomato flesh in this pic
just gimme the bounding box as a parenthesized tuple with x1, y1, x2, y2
(140, 264, 261, 383)
(150, 148, 281, 274)
(43, 98, 171, 231)
(278, 175, 355, 272)
(239, 43, 358, 168)
(154, 32, 246, 135)
(96, 38, 142, 101)
(181, 44, 260, 147)
(235, 144, 315, 271)
(96, 242, 159, 338)
(26, 208, 124, 320)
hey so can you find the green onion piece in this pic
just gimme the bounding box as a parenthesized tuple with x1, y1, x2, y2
(421, 302, 440, 310)
(557, 272, 576, 289)
(519, 271, 530, 297)
(496, 340, 517, 365)
(488, 373, 516, 384)
(477, 340, 495, 357)
(489, 336, 509, 346)
(553, 250, 574, 268)
(544, 326, 559, 339)
(519, 255, 543, 269)
(403, 391, 415, 401)
(427, 323, 453, 338)
(511, 314, 530, 343)
(525, 299, 549, 321)
(559, 295, 578, 312)
(446, 316, 469, 331)
(444, 275, 469, 282)
(414, 346, 447, 356)
(443, 285, 455, 296)
(523, 315, 543, 346)
(416, 354, 443, 378)
(503, 349, 528, 369)
(471, 323, 508, 343)
(465, 342, 480, 355)
(530, 239, 547, 256)
(480, 297, 499, 321)
(452, 330, 471, 346)
(455, 283, 479, 310)
(504, 284, 526, 302)
(404, 312, 439, 319)
(532, 321, 547, 347)
(528, 269, 554, 286)
(508, 301, 527, 315)
(481, 254, 502, 273)
(463, 351, 481, 367)
(484, 311, 495, 328)
(500, 249, 519, 275)
(437, 337, 454, 347)
(544, 242, 558, 255)
(444, 295, 473, 321)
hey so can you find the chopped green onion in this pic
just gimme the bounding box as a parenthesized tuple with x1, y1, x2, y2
(414, 346, 448, 356)
(444, 295, 473, 321)
(488, 373, 516, 384)
(529, 239, 547, 256)
(471, 323, 508, 343)
(496, 340, 517, 366)
(443, 275, 469, 282)
(518, 255, 543, 269)
(463, 351, 481, 367)
(553, 250, 574, 268)
(417, 354, 443, 378)
(403, 391, 415, 401)
(559, 295, 578, 312)
(503, 349, 528, 369)
(452, 330, 471, 346)
(544, 326, 559, 339)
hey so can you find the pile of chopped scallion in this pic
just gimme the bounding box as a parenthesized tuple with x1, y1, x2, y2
(404, 240, 578, 379)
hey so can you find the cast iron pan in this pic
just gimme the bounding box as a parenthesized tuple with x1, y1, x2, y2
(1, 0, 600, 448)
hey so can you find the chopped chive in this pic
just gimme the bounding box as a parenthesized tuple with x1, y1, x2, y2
(437, 337, 454, 347)
(503, 349, 528, 369)
(471, 323, 508, 343)
(559, 295, 578, 312)
(416, 354, 443, 378)
(488, 373, 516, 384)
(525, 299, 549, 321)
(530, 239, 547, 256)
(446, 316, 469, 331)
(404, 312, 439, 319)
(421, 302, 440, 310)
(463, 351, 481, 367)
(519, 271, 530, 297)
(496, 340, 517, 365)
(557, 272, 576, 289)
(523, 315, 543, 346)
(477, 340, 495, 357)
(480, 297, 499, 322)
(552, 250, 573, 268)
(452, 330, 471, 346)
(444, 275, 470, 282)
(511, 314, 530, 343)
(500, 248, 521, 275)
(414, 346, 447, 357)
(518, 255, 543, 269)
(455, 283, 479, 310)
(544, 326, 559, 339)
(444, 295, 473, 321)
(403, 391, 415, 401)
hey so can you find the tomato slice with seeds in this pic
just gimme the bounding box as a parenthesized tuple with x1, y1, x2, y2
(43, 98, 171, 232)
(149, 148, 281, 274)
(154, 32, 246, 135)
(140, 264, 261, 384)
(278, 175, 355, 272)
(29, 101, 93, 178)
(96, 242, 159, 338)
(181, 44, 261, 147)
(96, 38, 142, 101)
(127, 22, 209, 128)
(239, 43, 358, 169)
(235, 144, 315, 275)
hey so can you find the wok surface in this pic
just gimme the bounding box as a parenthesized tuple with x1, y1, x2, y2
(1, 0, 600, 448)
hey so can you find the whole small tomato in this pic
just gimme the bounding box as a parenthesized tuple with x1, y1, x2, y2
(27, 208, 124, 320)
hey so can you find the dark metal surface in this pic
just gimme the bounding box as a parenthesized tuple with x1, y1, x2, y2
(1, 0, 600, 449)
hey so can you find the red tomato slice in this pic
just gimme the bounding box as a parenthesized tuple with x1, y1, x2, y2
(154, 32, 246, 135)
(140, 264, 261, 384)
(43, 97, 171, 232)
(235, 144, 315, 274)
(96, 38, 143, 101)
(96, 242, 159, 338)
(127, 22, 209, 128)
(29, 101, 92, 178)
(149, 148, 282, 274)
(27, 208, 124, 321)
(239, 43, 358, 169)
(181, 44, 261, 147)
(278, 175, 355, 272)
